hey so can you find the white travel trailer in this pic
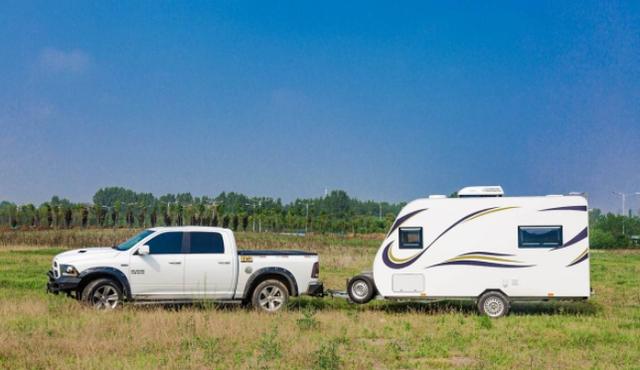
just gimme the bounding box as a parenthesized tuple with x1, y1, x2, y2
(347, 186, 590, 317)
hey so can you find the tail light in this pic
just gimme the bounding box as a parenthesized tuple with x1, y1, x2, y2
(311, 262, 319, 278)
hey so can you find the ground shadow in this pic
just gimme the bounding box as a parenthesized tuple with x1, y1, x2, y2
(132, 301, 245, 312)
(509, 300, 598, 316)
(129, 296, 597, 317)
(289, 296, 598, 316)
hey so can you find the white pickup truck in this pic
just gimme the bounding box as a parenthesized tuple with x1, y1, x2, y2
(47, 227, 323, 312)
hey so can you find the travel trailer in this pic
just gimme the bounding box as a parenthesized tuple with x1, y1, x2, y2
(347, 186, 590, 317)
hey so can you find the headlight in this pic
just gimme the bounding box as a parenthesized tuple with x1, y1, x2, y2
(60, 264, 79, 277)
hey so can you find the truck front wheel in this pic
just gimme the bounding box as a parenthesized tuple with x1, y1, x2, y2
(251, 279, 289, 313)
(81, 278, 123, 310)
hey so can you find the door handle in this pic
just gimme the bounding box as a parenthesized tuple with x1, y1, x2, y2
(218, 261, 231, 265)
(169, 261, 182, 265)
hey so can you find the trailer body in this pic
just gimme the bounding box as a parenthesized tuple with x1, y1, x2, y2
(370, 192, 589, 300)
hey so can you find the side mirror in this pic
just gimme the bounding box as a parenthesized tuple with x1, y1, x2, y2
(137, 245, 150, 256)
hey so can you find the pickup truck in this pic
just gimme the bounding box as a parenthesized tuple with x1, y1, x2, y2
(47, 226, 323, 312)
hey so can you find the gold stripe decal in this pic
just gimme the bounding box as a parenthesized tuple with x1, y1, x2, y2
(387, 245, 421, 263)
(464, 206, 520, 222)
(566, 248, 589, 267)
(428, 251, 535, 269)
(382, 206, 519, 269)
(446, 255, 523, 264)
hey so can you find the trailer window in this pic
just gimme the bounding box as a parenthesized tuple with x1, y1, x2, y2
(399, 227, 423, 249)
(518, 226, 563, 248)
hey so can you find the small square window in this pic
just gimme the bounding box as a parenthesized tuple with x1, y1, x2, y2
(399, 227, 423, 249)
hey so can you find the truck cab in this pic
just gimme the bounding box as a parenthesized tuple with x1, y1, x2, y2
(47, 227, 323, 312)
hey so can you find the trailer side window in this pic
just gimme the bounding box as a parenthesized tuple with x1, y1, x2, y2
(518, 226, 563, 248)
(399, 227, 423, 249)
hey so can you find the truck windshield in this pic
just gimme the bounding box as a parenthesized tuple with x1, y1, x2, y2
(115, 230, 155, 251)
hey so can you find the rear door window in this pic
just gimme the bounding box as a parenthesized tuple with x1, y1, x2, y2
(189, 232, 225, 254)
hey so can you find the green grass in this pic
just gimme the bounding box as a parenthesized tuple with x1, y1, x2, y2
(0, 235, 639, 369)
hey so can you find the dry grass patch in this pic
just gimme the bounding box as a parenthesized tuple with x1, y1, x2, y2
(0, 232, 638, 369)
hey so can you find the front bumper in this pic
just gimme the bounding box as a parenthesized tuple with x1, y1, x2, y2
(306, 281, 324, 297)
(46, 270, 81, 294)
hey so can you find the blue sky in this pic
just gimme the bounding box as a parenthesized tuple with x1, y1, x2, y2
(1, 1, 639, 212)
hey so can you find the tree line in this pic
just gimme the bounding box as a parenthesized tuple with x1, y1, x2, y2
(588, 209, 640, 248)
(1, 187, 638, 247)
(0, 187, 403, 234)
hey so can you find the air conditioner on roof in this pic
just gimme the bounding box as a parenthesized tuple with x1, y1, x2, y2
(457, 186, 504, 198)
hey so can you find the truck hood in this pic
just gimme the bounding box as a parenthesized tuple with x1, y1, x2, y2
(55, 247, 122, 264)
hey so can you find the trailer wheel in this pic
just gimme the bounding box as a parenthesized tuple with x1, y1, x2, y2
(347, 275, 375, 304)
(477, 291, 510, 318)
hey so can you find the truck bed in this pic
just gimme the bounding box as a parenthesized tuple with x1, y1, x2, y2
(237, 250, 317, 256)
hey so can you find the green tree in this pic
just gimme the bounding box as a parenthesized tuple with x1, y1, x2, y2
(113, 201, 122, 227)
(590, 228, 616, 249)
(38, 203, 52, 228)
(63, 206, 73, 228)
(149, 206, 158, 227)
(136, 204, 146, 228)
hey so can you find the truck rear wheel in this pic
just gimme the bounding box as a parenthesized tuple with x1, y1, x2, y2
(477, 291, 510, 318)
(347, 275, 375, 304)
(251, 279, 289, 313)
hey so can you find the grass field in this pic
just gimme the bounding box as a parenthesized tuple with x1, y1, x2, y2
(0, 230, 639, 369)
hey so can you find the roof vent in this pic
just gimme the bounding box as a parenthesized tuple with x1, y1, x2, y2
(458, 186, 504, 198)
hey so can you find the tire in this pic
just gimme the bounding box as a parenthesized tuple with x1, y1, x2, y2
(347, 275, 376, 304)
(477, 291, 510, 318)
(81, 278, 123, 310)
(251, 279, 289, 313)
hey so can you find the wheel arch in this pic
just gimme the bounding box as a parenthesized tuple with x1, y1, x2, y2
(78, 267, 131, 300)
(242, 267, 298, 300)
(477, 289, 509, 301)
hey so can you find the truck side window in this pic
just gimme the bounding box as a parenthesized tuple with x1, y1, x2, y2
(189, 232, 225, 254)
(399, 227, 423, 249)
(518, 226, 563, 248)
(147, 232, 184, 254)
